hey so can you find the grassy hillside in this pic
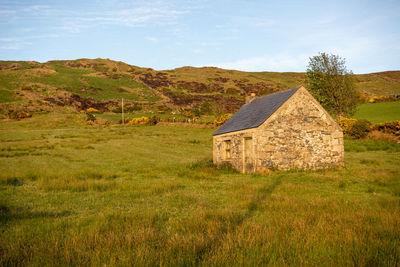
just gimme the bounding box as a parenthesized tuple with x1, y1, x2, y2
(1, 115, 400, 265)
(1, 59, 399, 118)
(355, 71, 400, 96)
(355, 101, 400, 123)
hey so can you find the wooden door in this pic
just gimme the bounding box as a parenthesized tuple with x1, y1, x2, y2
(244, 137, 254, 173)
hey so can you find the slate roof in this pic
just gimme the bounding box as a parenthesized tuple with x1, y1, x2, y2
(213, 86, 301, 136)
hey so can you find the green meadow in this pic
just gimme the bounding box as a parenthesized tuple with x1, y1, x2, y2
(1, 114, 400, 266)
(354, 101, 400, 123)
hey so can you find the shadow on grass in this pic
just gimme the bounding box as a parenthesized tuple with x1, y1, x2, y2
(194, 173, 283, 263)
(0, 204, 71, 224)
(189, 158, 239, 174)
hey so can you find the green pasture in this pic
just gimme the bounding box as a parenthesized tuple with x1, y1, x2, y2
(355, 101, 400, 123)
(0, 115, 399, 266)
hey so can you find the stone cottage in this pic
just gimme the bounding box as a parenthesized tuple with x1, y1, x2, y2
(213, 86, 344, 173)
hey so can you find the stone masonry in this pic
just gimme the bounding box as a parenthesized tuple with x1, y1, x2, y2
(213, 86, 344, 173)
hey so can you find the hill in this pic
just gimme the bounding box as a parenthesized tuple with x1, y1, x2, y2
(0, 58, 399, 117)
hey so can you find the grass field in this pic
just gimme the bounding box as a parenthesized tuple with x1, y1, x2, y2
(1, 115, 400, 266)
(355, 101, 400, 123)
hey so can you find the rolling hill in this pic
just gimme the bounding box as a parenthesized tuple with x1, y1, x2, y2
(0, 58, 399, 117)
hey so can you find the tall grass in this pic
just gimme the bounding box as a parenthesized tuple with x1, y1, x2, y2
(0, 117, 399, 265)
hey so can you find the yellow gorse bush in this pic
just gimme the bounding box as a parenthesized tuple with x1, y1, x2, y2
(368, 95, 397, 103)
(214, 113, 233, 127)
(9, 110, 32, 120)
(337, 117, 357, 133)
(369, 96, 384, 103)
(371, 121, 400, 136)
(86, 107, 100, 113)
(128, 116, 149, 125)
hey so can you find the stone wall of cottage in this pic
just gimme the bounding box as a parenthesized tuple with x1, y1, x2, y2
(254, 88, 344, 171)
(213, 128, 255, 172)
(213, 87, 344, 172)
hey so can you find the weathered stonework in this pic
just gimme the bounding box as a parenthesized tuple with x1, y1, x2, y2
(213, 86, 344, 172)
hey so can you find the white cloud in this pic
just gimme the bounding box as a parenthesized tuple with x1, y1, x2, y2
(78, 7, 186, 27)
(1, 1, 189, 34)
(48, 3, 189, 34)
(22, 5, 52, 12)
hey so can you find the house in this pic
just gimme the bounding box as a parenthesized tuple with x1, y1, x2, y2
(212, 86, 344, 173)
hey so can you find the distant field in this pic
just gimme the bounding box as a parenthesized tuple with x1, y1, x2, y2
(1, 114, 399, 266)
(355, 101, 400, 123)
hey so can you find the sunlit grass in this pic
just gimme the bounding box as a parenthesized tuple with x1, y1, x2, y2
(0, 116, 399, 265)
(355, 101, 400, 123)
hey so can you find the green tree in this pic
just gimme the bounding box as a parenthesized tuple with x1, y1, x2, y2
(305, 52, 358, 117)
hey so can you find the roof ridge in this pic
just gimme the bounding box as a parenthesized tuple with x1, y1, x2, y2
(257, 85, 302, 98)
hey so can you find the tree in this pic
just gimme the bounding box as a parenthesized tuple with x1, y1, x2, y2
(305, 52, 358, 117)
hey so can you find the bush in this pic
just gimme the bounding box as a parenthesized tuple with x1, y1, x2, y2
(128, 116, 149, 125)
(85, 112, 96, 122)
(86, 107, 100, 113)
(368, 95, 398, 103)
(338, 118, 371, 139)
(347, 119, 371, 139)
(8, 111, 32, 120)
(358, 94, 369, 103)
(214, 113, 232, 127)
(371, 121, 400, 136)
(338, 118, 357, 133)
(125, 116, 160, 126)
(178, 107, 195, 118)
(148, 115, 160, 125)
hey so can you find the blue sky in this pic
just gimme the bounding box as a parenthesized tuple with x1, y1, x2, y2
(0, 0, 399, 73)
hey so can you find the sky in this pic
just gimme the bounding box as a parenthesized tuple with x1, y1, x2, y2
(0, 0, 399, 74)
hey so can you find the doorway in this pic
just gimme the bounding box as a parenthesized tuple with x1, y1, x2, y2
(244, 137, 254, 173)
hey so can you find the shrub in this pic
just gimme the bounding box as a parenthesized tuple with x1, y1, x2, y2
(358, 94, 369, 103)
(128, 116, 149, 125)
(85, 112, 96, 122)
(368, 95, 398, 103)
(193, 108, 201, 117)
(126, 116, 160, 126)
(347, 119, 371, 139)
(178, 107, 195, 118)
(86, 107, 100, 113)
(371, 121, 400, 136)
(148, 115, 160, 125)
(338, 118, 371, 139)
(214, 113, 232, 127)
(338, 117, 357, 133)
(8, 111, 32, 120)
